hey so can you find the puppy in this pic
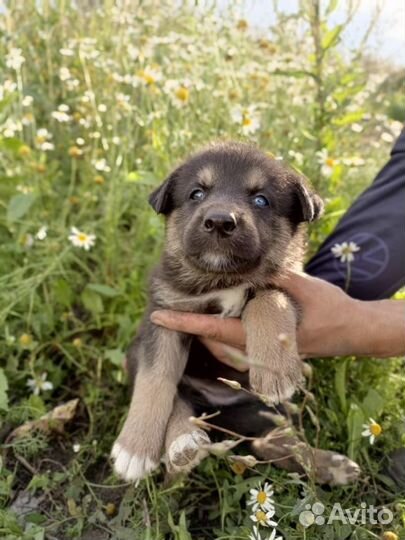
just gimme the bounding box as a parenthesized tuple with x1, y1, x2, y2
(111, 142, 360, 485)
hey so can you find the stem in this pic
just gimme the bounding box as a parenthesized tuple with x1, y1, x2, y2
(345, 260, 352, 292)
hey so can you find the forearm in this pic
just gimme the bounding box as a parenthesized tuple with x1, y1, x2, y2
(352, 299, 405, 358)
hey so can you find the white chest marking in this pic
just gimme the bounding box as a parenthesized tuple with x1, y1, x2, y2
(214, 284, 249, 317)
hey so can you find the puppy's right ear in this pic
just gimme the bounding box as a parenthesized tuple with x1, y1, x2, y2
(148, 168, 180, 215)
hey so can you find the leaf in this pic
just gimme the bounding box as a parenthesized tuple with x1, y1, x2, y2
(81, 288, 104, 315)
(361, 388, 385, 419)
(0, 368, 9, 411)
(0, 137, 25, 153)
(334, 359, 348, 413)
(8, 398, 79, 440)
(347, 403, 365, 460)
(322, 25, 343, 50)
(53, 279, 74, 307)
(326, 0, 339, 15)
(7, 193, 36, 223)
(333, 111, 365, 126)
(126, 170, 156, 185)
(86, 283, 120, 297)
(105, 348, 125, 367)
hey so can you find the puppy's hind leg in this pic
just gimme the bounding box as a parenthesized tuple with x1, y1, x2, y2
(111, 326, 191, 482)
(165, 395, 210, 475)
(252, 430, 361, 486)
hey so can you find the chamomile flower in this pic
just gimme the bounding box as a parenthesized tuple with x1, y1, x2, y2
(36, 226, 48, 240)
(68, 227, 96, 251)
(331, 241, 360, 263)
(266, 529, 283, 540)
(316, 148, 337, 177)
(51, 105, 71, 122)
(248, 482, 275, 512)
(362, 418, 382, 445)
(35, 128, 55, 151)
(249, 526, 262, 540)
(173, 86, 190, 107)
(231, 105, 261, 135)
(250, 508, 278, 528)
(136, 66, 162, 86)
(6, 48, 25, 70)
(27, 372, 54, 395)
(92, 158, 111, 172)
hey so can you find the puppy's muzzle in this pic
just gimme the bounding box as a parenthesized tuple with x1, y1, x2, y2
(203, 212, 237, 237)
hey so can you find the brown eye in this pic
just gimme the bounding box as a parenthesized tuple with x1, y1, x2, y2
(190, 188, 206, 201)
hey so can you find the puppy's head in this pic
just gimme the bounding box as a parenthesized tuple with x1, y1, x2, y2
(149, 142, 323, 276)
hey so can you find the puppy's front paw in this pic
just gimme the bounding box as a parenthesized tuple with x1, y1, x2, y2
(111, 424, 161, 482)
(249, 361, 304, 404)
(166, 429, 210, 474)
(111, 442, 159, 482)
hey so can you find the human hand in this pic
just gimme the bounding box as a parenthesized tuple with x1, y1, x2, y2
(150, 271, 405, 363)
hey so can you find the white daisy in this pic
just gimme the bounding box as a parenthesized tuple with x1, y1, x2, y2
(231, 105, 261, 135)
(22, 95, 33, 107)
(250, 508, 278, 528)
(27, 372, 53, 395)
(36, 226, 48, 240)
(362, 418, 382, 445)
(6, 48, 25, 70)
(248, 482, 275, 512)
(331, 241, 360, 263)
(249, 525, 262, 540)
(52, 110, 71, 123)
(266, 529, 283, 540)
(92, 158, 111, 172)
(68, 227, 96, 251)
(316, 148, 337, 177)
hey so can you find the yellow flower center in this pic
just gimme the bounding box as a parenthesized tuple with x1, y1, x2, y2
(231, 462, 246, 475)
(370, 423, 382, 436)
(242, 117, 252, 127)
(256, 491, 267, 504)
(19, 333, 33, 346)
(78, 233, 88, 243)
(255, 510, 266, 522)
(137, 70, 156, 85)
(325, 157, 335, 167)
(175, 87, 189, 102)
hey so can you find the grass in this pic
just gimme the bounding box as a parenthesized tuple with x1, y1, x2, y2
(0, 1, 404, 538)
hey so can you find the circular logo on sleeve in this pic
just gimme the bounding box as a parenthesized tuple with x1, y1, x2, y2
(333, 232, 389, 282)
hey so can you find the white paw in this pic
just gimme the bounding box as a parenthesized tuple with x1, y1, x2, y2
(329, 455, 361, 486)
(111, 443, 159, 482)
(167, 430, 210, 473)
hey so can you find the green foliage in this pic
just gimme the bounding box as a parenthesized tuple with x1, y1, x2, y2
(0, 0, 404, 539)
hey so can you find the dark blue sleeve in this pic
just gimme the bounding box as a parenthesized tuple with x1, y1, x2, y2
(305, 130, 405, 300)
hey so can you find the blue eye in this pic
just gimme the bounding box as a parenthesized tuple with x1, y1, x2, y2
(253, 194, 269, 208)
(190, 188, 206, 201)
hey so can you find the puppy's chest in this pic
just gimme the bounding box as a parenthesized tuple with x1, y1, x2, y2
(159, 283, 251, 316)
(202, 284, 250, 317)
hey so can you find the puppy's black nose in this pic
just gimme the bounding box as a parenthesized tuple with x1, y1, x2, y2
(203, 213, 237, 236)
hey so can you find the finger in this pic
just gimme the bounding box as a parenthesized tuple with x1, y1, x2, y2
(200, 338, 249, 372)
(150, 310, 246, 349)
(272, 270, 317, 301)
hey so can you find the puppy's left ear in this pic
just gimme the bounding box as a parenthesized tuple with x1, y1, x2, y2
(291, 175, 324, 223)
(148, 168, 180, 215)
